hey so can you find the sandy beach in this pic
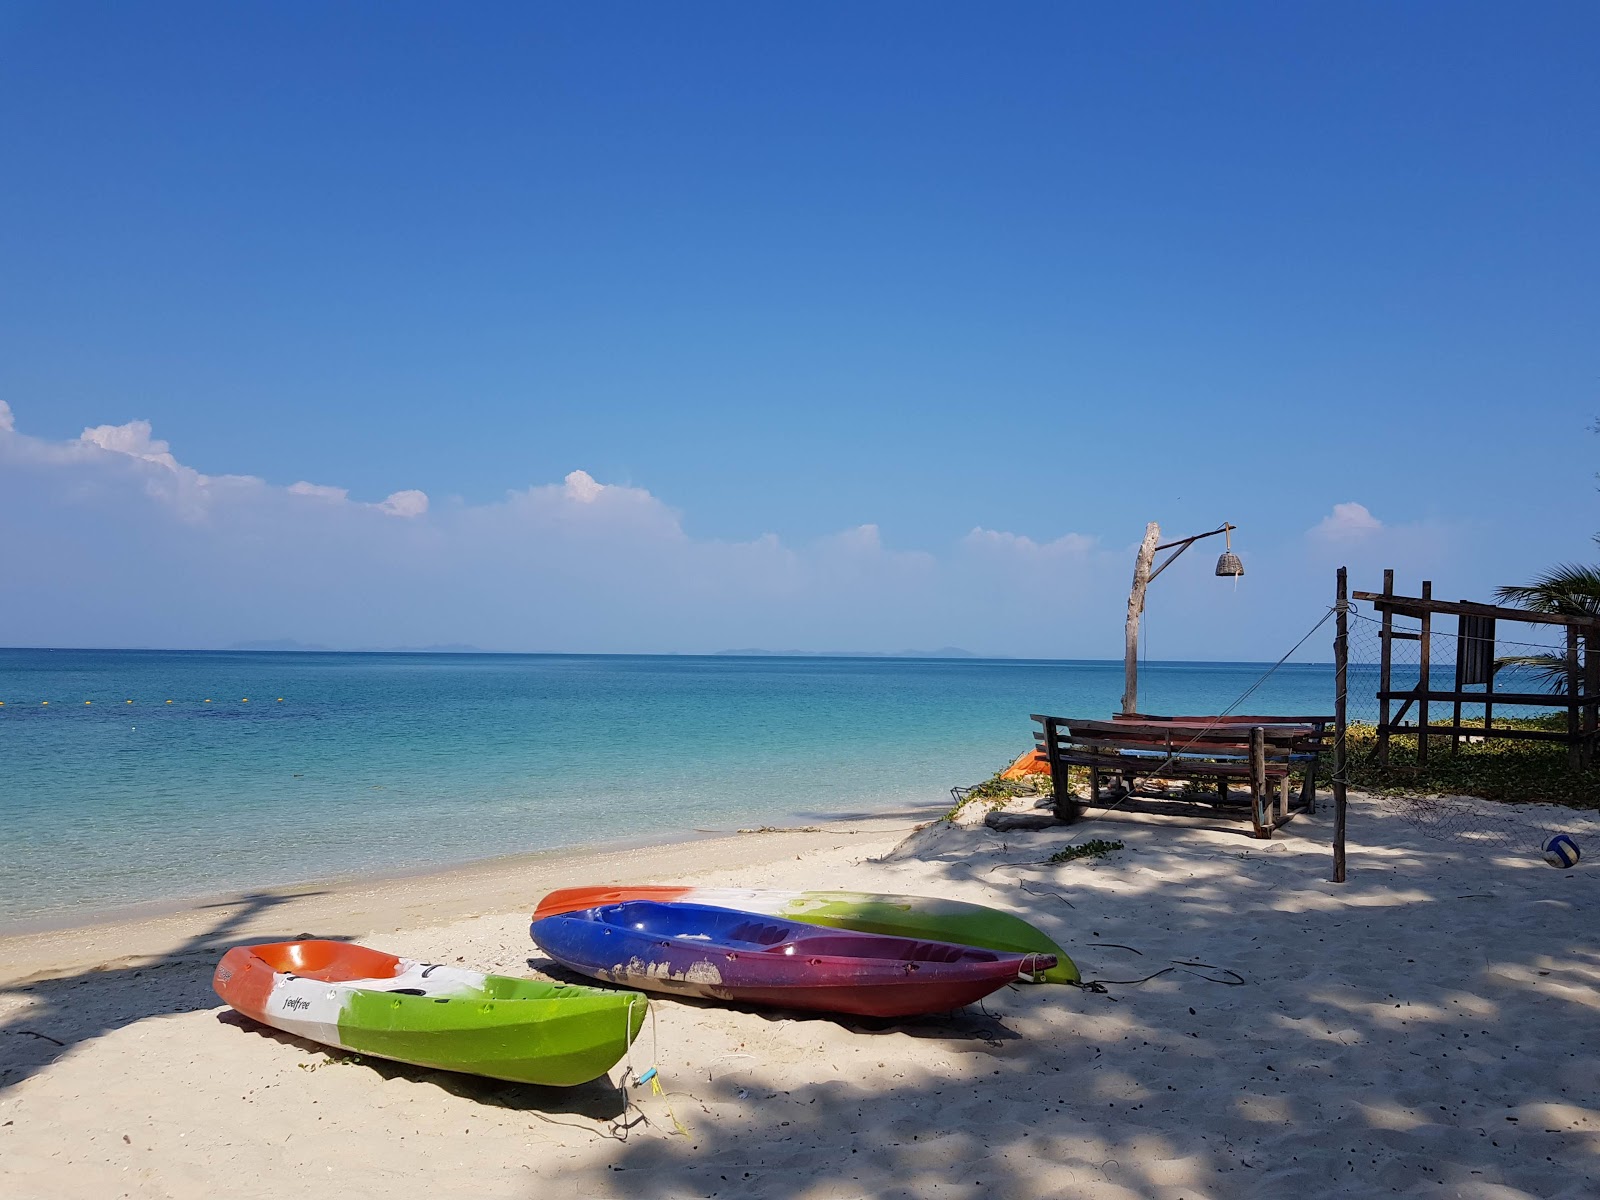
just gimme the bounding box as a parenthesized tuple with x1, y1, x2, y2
(3, 794, 1597, 1200)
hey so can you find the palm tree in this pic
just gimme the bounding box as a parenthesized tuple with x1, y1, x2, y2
(1493, 543, 1600, 691)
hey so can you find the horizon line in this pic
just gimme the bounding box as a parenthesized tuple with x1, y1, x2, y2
(0, 644, 1337, 667)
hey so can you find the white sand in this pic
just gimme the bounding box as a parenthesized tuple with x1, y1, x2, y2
(2, 795, 1598, 1199)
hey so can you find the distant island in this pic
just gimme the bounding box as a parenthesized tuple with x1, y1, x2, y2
(226, 640, 487, 654)
(713, 647, 979, 659)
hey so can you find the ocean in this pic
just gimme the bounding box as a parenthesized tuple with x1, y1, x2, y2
(1, 649, 1340, 926)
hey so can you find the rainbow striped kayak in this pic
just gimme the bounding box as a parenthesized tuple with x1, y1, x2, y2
(531, 901, 1055, 1018)
(213, 940, 647, 1086)
(533, 886, 1078, 984)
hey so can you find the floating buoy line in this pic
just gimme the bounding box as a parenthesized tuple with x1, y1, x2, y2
(0, 698, 286, 708)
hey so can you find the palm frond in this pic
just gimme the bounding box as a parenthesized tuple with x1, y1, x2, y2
(1494, 653, 1574, 694)
(1494, 562, 1600, 616)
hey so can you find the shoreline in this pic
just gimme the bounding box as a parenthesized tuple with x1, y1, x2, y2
(3, 792, 1598, 1197)
(0, 789, 949, 941)
(0, 801, 945, 985)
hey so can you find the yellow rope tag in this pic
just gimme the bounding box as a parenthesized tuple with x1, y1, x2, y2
(650, 1073, 691, 1138)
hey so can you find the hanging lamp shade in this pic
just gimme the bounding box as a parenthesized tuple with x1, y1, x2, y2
(1214, 524, 1243, 576)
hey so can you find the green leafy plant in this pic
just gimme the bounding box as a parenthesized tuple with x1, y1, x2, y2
(1047, 838, 1124, 864)
(1326, 717, 1599, 809)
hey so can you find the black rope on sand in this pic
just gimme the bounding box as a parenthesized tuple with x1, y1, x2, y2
(8, 1029, 66, 1046)
(1073, 961, 1247, 992)
(1017, 880, 1076, 908)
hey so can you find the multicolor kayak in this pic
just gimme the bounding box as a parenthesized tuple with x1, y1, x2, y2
(213, 939, 647, 1087)
(530, 900, 1056, 1018)
(533, 886, 1079, 984)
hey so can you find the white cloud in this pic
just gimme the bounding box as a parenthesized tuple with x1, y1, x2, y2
(0, 400, 14, 433)
(1310, 501, 1383, 541)
(0, 402, 1401, 659)
(563, 469, 604, 503)
(289, 481, 350, 502)
(79, 419, 181, 471)
(827, 523, 884, 554)
(376, 489, 429, 518)
(963, 527, 1097, 558)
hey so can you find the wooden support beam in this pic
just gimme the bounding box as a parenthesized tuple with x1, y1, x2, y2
(1122, 522, 1160, 716)
(1568, 627, 1582, 771)
(1353, 592, 1600, 628)
(1375, 688, 1592, 706)
(1250, 726, 1269, 839)
(1418, 581, 1432, 766)
(1334, 567, 1348, 884)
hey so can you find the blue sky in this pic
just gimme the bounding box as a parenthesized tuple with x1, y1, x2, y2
(1, 3, 1595, 657)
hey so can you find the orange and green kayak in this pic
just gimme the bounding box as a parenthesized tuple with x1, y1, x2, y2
(532, 887, 1078, 984)
(213, 939, 647, 1086)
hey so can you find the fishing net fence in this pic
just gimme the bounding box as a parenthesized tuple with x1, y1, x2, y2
(1341, 602, 1575, 849)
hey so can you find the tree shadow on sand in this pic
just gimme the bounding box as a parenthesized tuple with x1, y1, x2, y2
(212, 1008, 627, 1122)
(594, 799, 1600, 1198)
(0, 889, 349, 1093)
(0, 892, 616, 1121)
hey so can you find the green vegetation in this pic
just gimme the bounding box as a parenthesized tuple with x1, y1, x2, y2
(1493, 546, 1600, 690)
(1047, 839, 1123, 864)
(1328, 716, 1599, 809)
(944, 770, 1050, 820)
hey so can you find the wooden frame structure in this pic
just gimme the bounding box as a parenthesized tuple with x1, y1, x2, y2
(1032, 715, 1329, 839)
(1345, 570, 1600, 771)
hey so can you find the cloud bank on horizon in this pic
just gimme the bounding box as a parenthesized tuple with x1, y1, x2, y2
(0, 401, 1461, 658)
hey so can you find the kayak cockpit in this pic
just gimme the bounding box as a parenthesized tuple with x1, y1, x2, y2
(249, 939, 404, 982)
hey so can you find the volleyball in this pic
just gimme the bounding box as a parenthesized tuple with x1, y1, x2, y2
(1542, 834, 1581, 869)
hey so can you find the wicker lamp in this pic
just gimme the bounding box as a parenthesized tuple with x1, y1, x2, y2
(1215, 525, 1244, 577)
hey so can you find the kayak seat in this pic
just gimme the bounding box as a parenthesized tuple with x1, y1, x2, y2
(720, 920, 793, 948)
(250, 939, 404, 982)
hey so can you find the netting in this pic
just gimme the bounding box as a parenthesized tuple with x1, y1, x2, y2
(1341, 603, 1574, 848)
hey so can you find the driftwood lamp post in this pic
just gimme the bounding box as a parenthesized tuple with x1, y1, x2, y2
(1121, 522, 1244, 715)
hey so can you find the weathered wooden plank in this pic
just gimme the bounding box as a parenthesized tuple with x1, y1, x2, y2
(1419, 581, 1432, 767)
(1353, 592, 1600, 628)
(1378, 569, 1395, 765)
(1250, 726, 1269, 839)
(1569, 627, 1582, 771)
(1334, 566, 1348, 881)
(1377, 724, 1586, 744)
(1375, 689, 1590, 706)
(1115, 713, 1333, 726)
(1050, 717, 1306, 742)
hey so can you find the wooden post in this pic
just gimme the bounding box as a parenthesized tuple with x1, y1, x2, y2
(1418, 580, 1432, 766)
(1584, 630, 1598, 769)
(1377, 568, 1394, 765)
(1249, 725, 1269, 838)
(1121, 522, 1161, 716)
(1334, 567, 1348, 883)
(1567, 626, 1582, 771)
(1042, 717, 1082, 823)
(1451, 611, 1464, 756)
(1484, 627, 1495, 734)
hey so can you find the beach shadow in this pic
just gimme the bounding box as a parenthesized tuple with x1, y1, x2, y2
(213, 1009, 627, 1121)
(587, 798, 1600, 1198)
(0, 890, 352, 1094)
(525, 957, 1024, 1043)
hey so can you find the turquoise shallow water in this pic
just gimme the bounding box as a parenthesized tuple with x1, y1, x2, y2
(0, 649, 1339, 924)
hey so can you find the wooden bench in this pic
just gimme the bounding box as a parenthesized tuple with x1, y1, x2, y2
(1031, 715, 1330, 839)
(1114, 712, 1333, 814)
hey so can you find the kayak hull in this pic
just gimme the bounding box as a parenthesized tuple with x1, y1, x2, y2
(213, 940, 647, 1087)
(533, 886, 1079, 984)
(530, 901, 1055, 1019)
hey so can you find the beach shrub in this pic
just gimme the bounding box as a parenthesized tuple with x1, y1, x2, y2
(945, 764, 1088, 821)
(1326, 716, 1600, 809)
(1047, 838, 1123, 864)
